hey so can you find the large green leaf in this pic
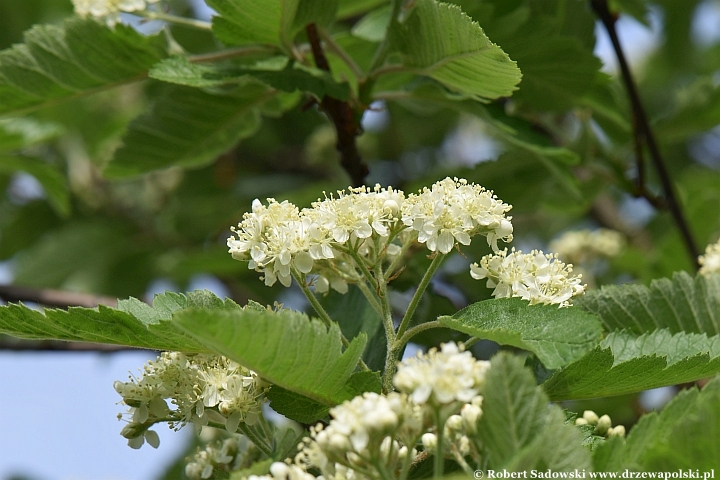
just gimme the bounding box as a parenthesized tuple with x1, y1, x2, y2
(173, 307, 367, 405)
(543, 329, 720, 400)
(104, 84, 278, 178)
(388, 0, 521, 100)
(479, 353, 591, 470)
(207, 0, 337, 50)
(439, 298, 603, 369)
(0, 291, 235, 351)
(0, 18, 166, 116)
(577, 272, 720, 336)
(266, 370, 381, 423)
(593, 376, 720, 470)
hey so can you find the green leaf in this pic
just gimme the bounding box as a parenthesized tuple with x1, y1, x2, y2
(0, 290, 245, 352)
(576, 272, 720, 336)
(338, 0, 388, 19)
(351, 6, 391, 42)
(0, 155, 69, 216)
(320, 286, 386, 371)
(0, 117, 63, 151)
(267, 370, 381, 423)
(542, 329, 720, 401)
(479, 353, 591, 469)
(207, 0, 337, 50)
(281, 0, 338, 49)
(388, 0, 521, 100)
(0, 18, 165, 116)
(173, 307, 367, 405)
(504, 35, 602, 111)
(104, 84, 278, 178)
(593, 376, 720, 470)
(440, 298, 603, 369)
(207, 0, 282, 46)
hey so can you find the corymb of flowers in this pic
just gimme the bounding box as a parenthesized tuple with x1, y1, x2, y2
(227, 177, 585, 307)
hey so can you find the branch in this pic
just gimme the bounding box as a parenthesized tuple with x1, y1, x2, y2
(0, 284, 118, 308)
(306, 23, 369, 187)
(590, 0, 700, 270)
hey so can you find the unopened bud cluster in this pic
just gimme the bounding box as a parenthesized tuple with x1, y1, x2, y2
(699, 239, 720, 275)
(470, 248, 585, 307)
(114, 352, 267, 449)
(574, 410, 625, 438)
(72, 0, 160, 26)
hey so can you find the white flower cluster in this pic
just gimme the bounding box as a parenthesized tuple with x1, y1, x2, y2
(292, 392, 422, 480)
(699, 239, 720, 275)
(72, 0, 160, 26)
(114, 352, 267, 448)
(402, 177, 513, 254)
(227, 178, 513, 292)
(470, 248, 585, 307)
(186, 437, 240, 480)
(549, 228, 625, 265)
(394, 342, 490, 406)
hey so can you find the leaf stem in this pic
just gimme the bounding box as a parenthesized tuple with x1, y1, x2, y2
(238, 423, 274, 458)
(433, 410, 445, 478)
(133, 9, 213, 30)
(317, 26, 365, 79)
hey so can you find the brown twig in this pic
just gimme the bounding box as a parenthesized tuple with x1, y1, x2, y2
(590, 0, 700, 270)
(0, 284, 119, 309)
(306, 23, 369, 187)
(0, 337, 145, 352)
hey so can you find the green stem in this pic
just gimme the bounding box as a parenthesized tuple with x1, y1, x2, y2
(384, 237, 413, 282)
(238, 423, 274, 458)
(355, 277, 385, 318)
(292, 268, 370, 371)
(318, 26, 364, 79)
(132, 9, 213, 30)
(394, 320, 442, 350)
(434, 410, 445, 479)
(396, 253, 446, 339)
(463, 336, 479, 350)
(189, 45, 279, 64)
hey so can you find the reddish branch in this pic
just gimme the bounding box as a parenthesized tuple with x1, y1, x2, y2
(590, 0, 700, 270)
(306, 23, 369, 187)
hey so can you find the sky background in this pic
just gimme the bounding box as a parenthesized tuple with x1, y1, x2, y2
(3, 2, 719, 479)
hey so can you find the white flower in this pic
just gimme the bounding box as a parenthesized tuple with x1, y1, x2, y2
(72, 0, 160, 26)
(393, 342, 490, 405)
(401, 177, 513, 254)
(700, 240, 720, 275)
(470, 248, 585, 307)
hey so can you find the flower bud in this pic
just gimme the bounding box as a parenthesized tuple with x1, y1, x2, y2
(594, 414, 612, 436)
(582, 410, 599, 425)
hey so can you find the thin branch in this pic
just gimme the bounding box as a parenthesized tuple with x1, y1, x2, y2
(590, 0, 700, 270)
(133, 9, 212, 30)
(306, 23, 369, 187)
(0, 338, 147, 352)
(0, 284, 118, 309)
